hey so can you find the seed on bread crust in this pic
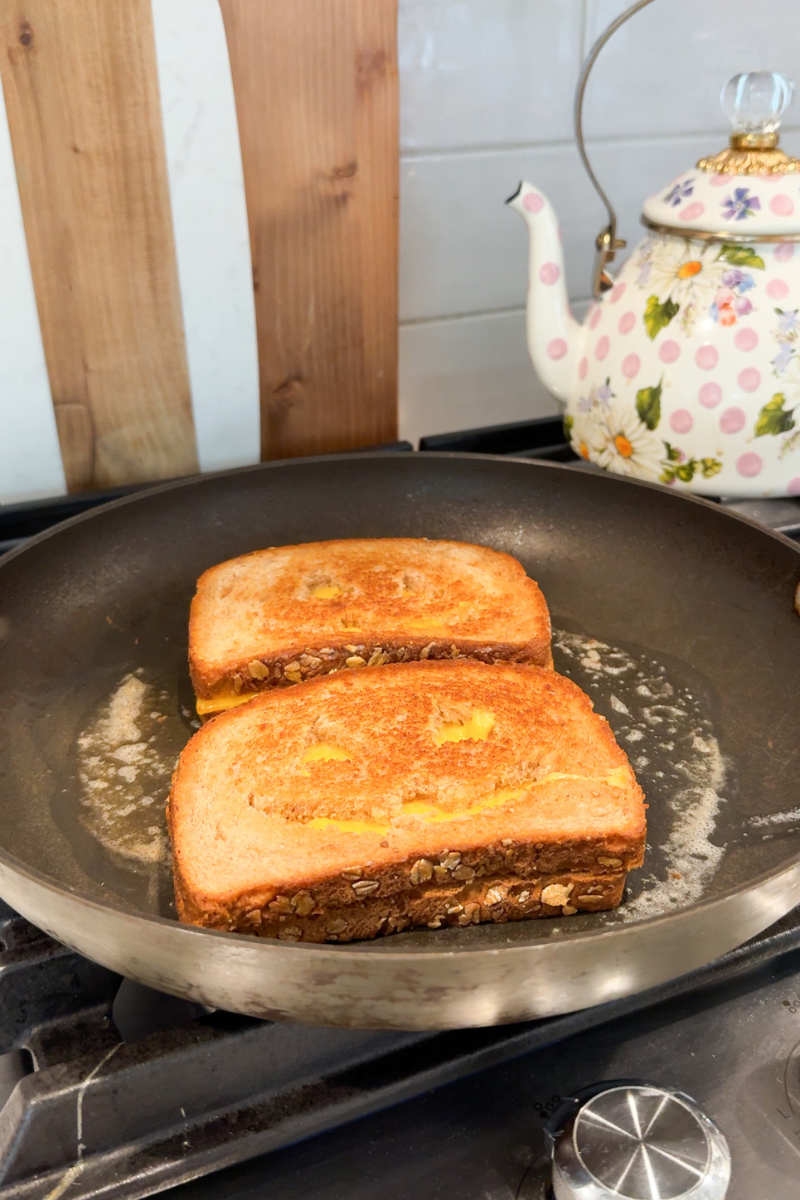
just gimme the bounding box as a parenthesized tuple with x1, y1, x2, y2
(345, 656, 366, 668)
(541, 883, 573, 907)
(484, 885, 505, 907)
(452, 865, 476, 882)
(410, 858, 434, 885)
(247, 659, 270, 680)
(352, 880, 380, 897)
(341, 867, 363, 882)
(327, 918, 348, 933)
(268, 895, 292, 914)
(292, 891, 315, 916)
(598, 856, 623, 867)
(277, 925, 302, 940)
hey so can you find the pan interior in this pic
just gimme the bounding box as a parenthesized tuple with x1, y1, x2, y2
(1, 454, 799, 954)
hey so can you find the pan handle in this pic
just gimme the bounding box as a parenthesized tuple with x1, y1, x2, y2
(574, 0, 658, 298)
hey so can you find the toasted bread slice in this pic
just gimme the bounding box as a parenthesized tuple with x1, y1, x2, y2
(169, 660, 645, 941)
(189, 538, 551, 716)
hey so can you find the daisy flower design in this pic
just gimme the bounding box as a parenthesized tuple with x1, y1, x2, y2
(592, 404, 664, 481)
(636, 237, 727, 335)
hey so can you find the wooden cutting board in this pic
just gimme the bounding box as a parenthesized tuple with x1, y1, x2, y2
(0, 0, 398, 492)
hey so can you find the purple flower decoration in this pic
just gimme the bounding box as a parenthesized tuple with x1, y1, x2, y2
(734, 296, 753, 317)
(577, 395, 593, 413)
(596, 382, 613, 406)
(773, 343, 793, 373)
(663, 178, 694, 207)
(721, 188, 761, 221)
(777, 308, 800, 334)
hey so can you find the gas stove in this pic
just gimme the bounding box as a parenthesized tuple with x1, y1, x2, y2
(0, 415, 798, 1200)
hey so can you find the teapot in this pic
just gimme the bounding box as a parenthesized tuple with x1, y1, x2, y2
(508, 3, 800, 497)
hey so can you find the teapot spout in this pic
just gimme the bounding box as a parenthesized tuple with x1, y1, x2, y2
(506, 182, 584, 404)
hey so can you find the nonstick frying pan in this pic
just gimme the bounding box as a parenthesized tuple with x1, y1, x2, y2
(0, 453, 799, 1030)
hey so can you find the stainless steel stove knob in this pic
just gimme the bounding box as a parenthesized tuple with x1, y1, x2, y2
(550, 1084, 731, 1200)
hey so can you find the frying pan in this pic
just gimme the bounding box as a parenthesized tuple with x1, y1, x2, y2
(0, 453, 799, 1030)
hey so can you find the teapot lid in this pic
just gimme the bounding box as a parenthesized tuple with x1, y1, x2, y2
(642, 72, 800, 239)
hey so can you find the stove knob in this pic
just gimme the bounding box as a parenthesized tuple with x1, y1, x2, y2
(548, 1083, 731, 1200)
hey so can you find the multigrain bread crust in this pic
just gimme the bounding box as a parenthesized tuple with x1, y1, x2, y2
(189, 538, 552, 705)
(168, 660, 646, 942)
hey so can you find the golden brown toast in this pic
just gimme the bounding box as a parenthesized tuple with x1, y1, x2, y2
(188, 538, 551, 716)
(169, 660, 646, 942)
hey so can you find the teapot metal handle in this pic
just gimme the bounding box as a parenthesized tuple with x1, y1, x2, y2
(574, 0, 657, 297)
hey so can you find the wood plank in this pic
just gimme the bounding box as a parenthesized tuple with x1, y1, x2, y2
(0, 0, 198, 490)
(219, 0, 399, 460)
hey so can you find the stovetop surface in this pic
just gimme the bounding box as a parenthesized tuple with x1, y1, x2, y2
(166, 941, 800, 1200)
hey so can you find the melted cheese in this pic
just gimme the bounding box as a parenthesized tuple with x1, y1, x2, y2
(196, 692, 258, 716)
(311, 584, 343, 599)
(434, 708, 495, 745)
(306, 816, 387, 834)
(302, 743, 351, 763)
(303, 767, 631, 835)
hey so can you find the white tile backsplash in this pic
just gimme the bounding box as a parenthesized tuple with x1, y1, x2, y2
(399, 310, 554, 445)
(583, 0, 800, 142)
(400, 135, 718, 322)
(398, 0, 582, 151)
(398, 0, 800, 441)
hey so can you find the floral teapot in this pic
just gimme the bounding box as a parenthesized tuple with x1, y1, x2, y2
(509, 54, 800, 497)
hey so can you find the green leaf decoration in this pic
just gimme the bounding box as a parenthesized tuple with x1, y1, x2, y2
(662, 440, 682, 463)
(644, 296, 679, 340)
(754, 393, 797, 438)
(717, 243, 765, 270)
(563, 415, 574, 438)
(675, 461, 697, 483)
(700, 458, 723, 479)
(635, 378, 662, 430)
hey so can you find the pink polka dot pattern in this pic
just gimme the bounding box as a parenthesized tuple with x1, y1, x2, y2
(609, 282, 626, 304)
(698, 382, 722, 409)
(767, 278, 789, 300)
(539, 261, 560, 285)
(595, 336, 609, 361)
(736, 452, 762, 478)
(589, 306, 602, 329)
(710, 174, 728, 187)
(737, 367, 761, 392)
(622, 353, 640, 379)
(618, 311, 635, 334)
(734, 327, 758, 351)
(695, 344, 718, 370)
(578, 356, 588, 379)
(720, 407, 746, 434)
(770, 194, 795, 216)
(659, 339, 680, 363)
(788, 477, 800, 495)
(523, 191, 543, 214)
(775, 242, 795, 263)
(670, 409, 693, 434)
(547, 338, 567, 360)
(679, 202, 705, 221)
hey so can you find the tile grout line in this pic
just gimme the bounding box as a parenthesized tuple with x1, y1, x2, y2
(400, 299, 593, 331)
(399, 125, 800, 163)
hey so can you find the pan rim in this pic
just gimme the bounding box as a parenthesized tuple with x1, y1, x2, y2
(1, 453, 799, 960)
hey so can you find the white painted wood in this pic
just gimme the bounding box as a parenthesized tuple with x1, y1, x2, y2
(151, 0, 260, 474)
(0, 78, 66, 505)
(398, 0, 582, 152)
